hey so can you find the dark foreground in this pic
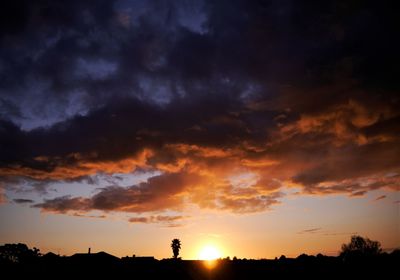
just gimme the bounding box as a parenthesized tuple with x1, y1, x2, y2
(1, 252, 399, 280)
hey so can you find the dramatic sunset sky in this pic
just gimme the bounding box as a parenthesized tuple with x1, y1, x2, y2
(0, 0, 398, 259)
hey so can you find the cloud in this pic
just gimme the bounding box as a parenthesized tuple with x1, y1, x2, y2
(128, 215, 186, 227)
(297, 228, 322, 234)
(33, 171, 283, 214)
(33, 196, 91, 214)
(0, 188, 7, 204)
(297, 228, 358, 236)
(72, 213, 106, 219)
(374, 195, 386, 202)
(216, 192, 283, 213)
(13, 198, 34, 204)
(33, 172, 195, 213)
(295, 174, 399, 197)
(322, 231, 358, 236)
(1, 0, 399, 217)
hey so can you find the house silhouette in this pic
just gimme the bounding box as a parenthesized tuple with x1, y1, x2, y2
(70, 250, 119, 264)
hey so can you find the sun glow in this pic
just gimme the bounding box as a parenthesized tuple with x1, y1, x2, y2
(198, 245, 222, 270)
(198, 245, 221, 260)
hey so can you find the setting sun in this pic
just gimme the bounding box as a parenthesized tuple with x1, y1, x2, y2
(198, 245, 221, 260)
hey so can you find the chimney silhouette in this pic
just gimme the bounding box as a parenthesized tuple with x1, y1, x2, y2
(88, 247, 91, 254)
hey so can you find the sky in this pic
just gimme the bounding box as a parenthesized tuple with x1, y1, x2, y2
(0, 0, 399, 259)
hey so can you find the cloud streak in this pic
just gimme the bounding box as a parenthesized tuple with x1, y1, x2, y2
(373, 195, 386, 202)
(297, 228, 322, 234)
(128, 215, 187, 227)
(13, 198, 35, 204)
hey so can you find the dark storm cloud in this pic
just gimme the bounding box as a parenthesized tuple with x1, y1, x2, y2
(292, 141, 400, 186)
(0, 94, 248, 174)
(1, 0, 399, 215)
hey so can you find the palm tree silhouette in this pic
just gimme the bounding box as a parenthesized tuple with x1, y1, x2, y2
(171, 238, 181, 259)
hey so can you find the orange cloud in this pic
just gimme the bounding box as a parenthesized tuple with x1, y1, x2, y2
(297, 173, 400, 196)
(279, 99, 397, 147)
(2, 90, 399, 218)
(0, 149, 153, 180)
(33, 167, 284, 215)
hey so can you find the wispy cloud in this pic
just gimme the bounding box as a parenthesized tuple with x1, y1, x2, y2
(72, 213, 106, 219)
(128, 215, 188, 227)
(297, 228, 358, 236)
(322, 231, 358, 236)
(297, 228, 322, 234)
(373, 195, 387, 202)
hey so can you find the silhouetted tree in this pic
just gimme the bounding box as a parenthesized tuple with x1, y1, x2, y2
(171, 238, 181, 259)
(0, 243, 41, 263)
(340, 235, 382, 259)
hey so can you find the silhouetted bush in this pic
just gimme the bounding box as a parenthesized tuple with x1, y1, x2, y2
(0, 243, 41, 264)
(340, 235, 382, 260)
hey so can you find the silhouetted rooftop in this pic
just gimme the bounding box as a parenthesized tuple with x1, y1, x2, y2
(43, 252, 59, 258)
(71, 251, 119, 260)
